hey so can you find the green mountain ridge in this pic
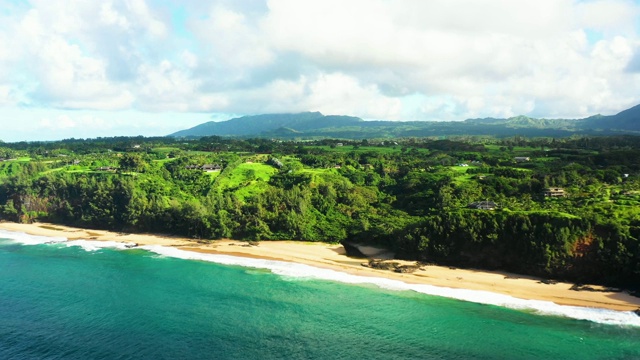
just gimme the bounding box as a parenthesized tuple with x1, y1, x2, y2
(171, 112, 363, 137)
(170, 103, 640, 139)
(581, 103, 640, 130)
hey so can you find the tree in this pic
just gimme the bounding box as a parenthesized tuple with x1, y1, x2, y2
(119, 153, 146, 173)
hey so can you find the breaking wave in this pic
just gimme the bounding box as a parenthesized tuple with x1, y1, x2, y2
(2, 230, 638, 327)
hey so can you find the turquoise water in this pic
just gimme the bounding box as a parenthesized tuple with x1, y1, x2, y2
(0, 233, 639, 359)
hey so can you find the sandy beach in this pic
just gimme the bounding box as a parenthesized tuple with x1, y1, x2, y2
(1, 221, 639, 312)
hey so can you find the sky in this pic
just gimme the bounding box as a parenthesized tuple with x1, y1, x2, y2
(1, 0, 640, 142)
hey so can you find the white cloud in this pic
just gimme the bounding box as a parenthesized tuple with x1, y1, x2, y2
(99, 2, 131, 29)
(1, 0, 640, 141)
(260, 0, 640, 118)
(38, 115, 76, 130)
(135, 60, 228, 112)
(189, 4, 275, 80)
(577, 0, 640, 33)
(7, 2, 138, 109)
(37, 114, 120, 131)
(302, 73, 402, 119)
(0, 85, 16, 106)
(125, 0, 167, 37)
(263, 0, 574, 68)
(1, 107, 209, 142)
(181, 50, 199, 69)
(206, 72, 403, 119)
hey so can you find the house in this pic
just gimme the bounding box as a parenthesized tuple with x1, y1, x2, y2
(268, 158, 284, 168)
(336, 143, 343, 147)
(201, 164, 222, 172)
(543, 187, 566, 197)
(514, 157, 530, 162)
(468, 201, 498, 210)
(96, 166, 116, 172)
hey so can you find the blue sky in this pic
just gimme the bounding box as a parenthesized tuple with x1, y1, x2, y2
(1, 0, 640, 141)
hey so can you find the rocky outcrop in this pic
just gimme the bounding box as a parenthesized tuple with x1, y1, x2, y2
(570, 284, 622, 292)
(394, 264, 421, 273)
(365, 259, 399, 270)
(361, 259, 422, 273)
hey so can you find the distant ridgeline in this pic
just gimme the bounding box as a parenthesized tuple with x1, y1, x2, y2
(170, 104, 640, 139)
(171, 112, 363, 137)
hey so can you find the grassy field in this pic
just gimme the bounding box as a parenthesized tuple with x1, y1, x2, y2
(449, 165, 478, 173)
(0, 163, 18, 178)
(298, 168, 342, 184)
(39, 167, 71, 175)
(205, 171, 221, 181)
(152, 147, 181, 152)
(447, 165, 480, 184)
(152, 158, 178, 164)
(215, 162, 278, 200)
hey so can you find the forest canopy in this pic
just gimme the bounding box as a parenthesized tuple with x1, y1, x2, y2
(0, 135, 639, 288)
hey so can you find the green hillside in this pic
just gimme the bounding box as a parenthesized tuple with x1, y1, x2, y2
(170, 103, 640, 139)
(580, 103, 640, 131)
(170, 112, 363, 137)
(1, 135, 640, 288)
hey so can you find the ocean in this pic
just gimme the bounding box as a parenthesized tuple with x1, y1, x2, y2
(0, 230, 639, 360)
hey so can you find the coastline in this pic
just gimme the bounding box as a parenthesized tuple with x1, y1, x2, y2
(1, 221, 639, 313)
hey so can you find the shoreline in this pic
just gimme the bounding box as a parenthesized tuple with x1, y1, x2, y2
(1, 221, 639, 313)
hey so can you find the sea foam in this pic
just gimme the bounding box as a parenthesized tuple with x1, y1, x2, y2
(64, 240, 134, 251)
(2, 230, 638, 327)
(139, 244, 640, 327)
(0, 229, 67, 245)
(0, 230, 133, 251)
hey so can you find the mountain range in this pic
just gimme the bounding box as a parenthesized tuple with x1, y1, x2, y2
(169, 103, 640, 139)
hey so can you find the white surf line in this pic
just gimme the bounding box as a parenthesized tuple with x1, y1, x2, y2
(2, 229, 638, 327)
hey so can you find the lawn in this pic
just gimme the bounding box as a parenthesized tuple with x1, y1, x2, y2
(449, 165, 478, 173)
(215, 162, 278, 200)
(153, 158, 178, 164)
(298, 168, 342, 184)
(152, 147, 181, 152)
(447, 165, 480, 184)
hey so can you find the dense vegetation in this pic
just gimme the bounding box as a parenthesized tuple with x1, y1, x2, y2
(1, 135, 639, 288)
